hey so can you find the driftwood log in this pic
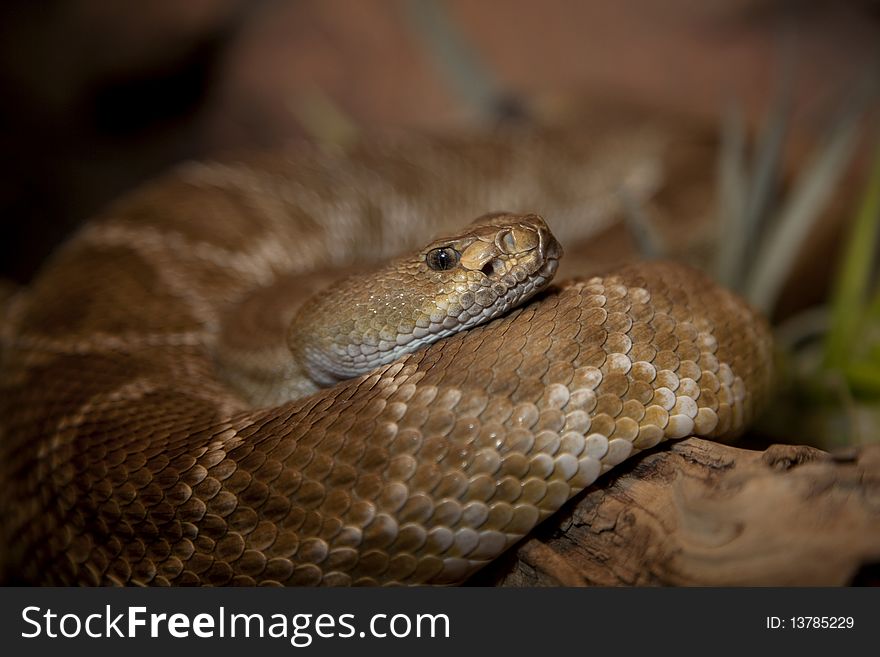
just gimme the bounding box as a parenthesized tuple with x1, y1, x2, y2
(469, 439, 880, 586)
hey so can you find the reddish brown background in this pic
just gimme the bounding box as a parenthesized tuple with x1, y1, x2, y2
(1, 0, 877, 285)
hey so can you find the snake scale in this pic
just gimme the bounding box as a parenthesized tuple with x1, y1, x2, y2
(0, 129, 774, 585)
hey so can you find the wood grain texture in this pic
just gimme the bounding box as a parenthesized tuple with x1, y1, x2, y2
(470, 440, 880, 586)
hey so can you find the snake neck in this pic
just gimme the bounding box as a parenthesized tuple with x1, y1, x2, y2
(216, 213, 562, 408)
(286, 213, 562, 392)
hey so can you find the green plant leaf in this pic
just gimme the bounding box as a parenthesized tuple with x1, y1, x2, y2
(825, 136, 880, 370)
(744, 107, 863, 314)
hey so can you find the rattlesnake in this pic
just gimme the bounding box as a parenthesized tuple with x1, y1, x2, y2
(0, 131, 773, 585)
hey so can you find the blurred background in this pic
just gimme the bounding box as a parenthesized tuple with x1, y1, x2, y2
(1, 0, 879, 447)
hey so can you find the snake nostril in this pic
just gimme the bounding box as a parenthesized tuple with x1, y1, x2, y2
(482, 259, 503, 277)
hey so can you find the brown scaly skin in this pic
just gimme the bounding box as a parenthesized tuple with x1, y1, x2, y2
(0, 142, 772, 585)
(287, 213, 562, 390)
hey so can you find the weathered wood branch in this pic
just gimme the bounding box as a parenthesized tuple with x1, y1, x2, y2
(468, 439, 880, 586)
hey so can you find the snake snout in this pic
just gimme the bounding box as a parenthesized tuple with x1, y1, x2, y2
(538, 225, 563, 264)
(539, 254, 560, 279)
(511, 213, 563, 265)
(526, 215, 563, 279)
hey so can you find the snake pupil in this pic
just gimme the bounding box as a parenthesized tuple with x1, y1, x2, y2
(427, 247, 459, 271)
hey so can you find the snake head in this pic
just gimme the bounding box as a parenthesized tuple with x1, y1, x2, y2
(425, 211, 562, 283)
(288, 212, 563, 387)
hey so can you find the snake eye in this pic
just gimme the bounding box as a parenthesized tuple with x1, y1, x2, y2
(426, 247, 460, 271)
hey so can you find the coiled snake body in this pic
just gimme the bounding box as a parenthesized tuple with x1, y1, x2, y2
(0, 134, 773, 585)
